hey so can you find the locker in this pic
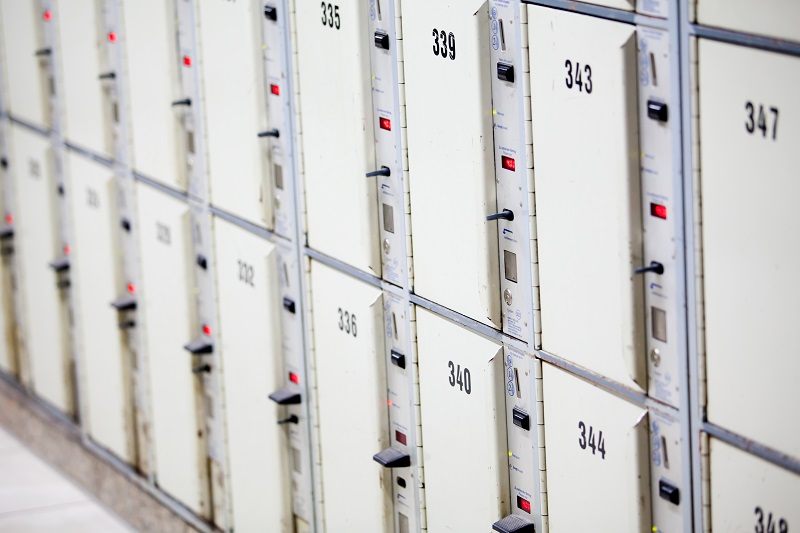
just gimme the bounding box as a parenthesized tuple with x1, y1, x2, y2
(0, 226, 15, 377)
(542, 363, 651, 532)
(404, 0, 501, 328)
(416, 308, 509, 532)
(0, 0, 50, 127)
(295, 1, 380, 275)
(55, 0, 112, 157)
(709, 439, 799, 532)
(697, 0, 800, 43)
(198, 0, 272, 226)
(120, 0, 184, 190)
(211, 216, 291, 532)
(67, 152, 133, 462)
(309, 260, 391, 531)
(135, 182, 207, 515)
(699, 40, 800, 459)
(528, 8, 645, 390)
(10, 124, 72, 413)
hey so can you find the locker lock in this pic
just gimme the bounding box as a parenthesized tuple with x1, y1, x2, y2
(658, 480, 680, 505)
(118, 320, 136, 330)
(373, 447, 411, 468)
(647, 100, 669, 123)
(366, 166, 391, 178)
(487, 209, 514, 222)
(34, 48, 52, 57)
(257, 129, 280, 138)
(98, 72, 116, 80)
(263, 5, 278, 21)
(497, 63, 515, 83)
(374, 30, 390, 50)
(492, 514, 535, 533)
(171, 98, 191, 107)
(634, 261, 664, 275)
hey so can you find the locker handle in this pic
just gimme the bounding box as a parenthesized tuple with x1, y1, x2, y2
(184, 338, 213, 355)
(486, 209, 514, 222)
(34, 48, 52, 57)
(372, 447, 410, 468)
(634, 261, 664, 275)
(0, 226, 13, 239)
(56, 280, 70, 289)
(120, 218, 131, 232)
(257, 129, 280, 138)
(366, 166, 390, 178)
(192, 364, 211, 374)
(492, 515, 535, 533)
(110, 295, 137, 311)
(277, 415, 299, 425)
(118, 320, 136, 330)
(269, 386, 301, 405)
(49, 256, 70, 272)
(98, 72, 116, 80)
(171, 98, 191, 107)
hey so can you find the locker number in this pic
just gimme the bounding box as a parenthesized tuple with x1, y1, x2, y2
(86, 188, 99, 209)
(564, 60, 593, 94)
(754, 506, 789, 533)
(447, 361, 471, 394)
(431, 29, 456, 61)
(577, 421, 606, 459)
(237, 260, 255, 287)
(320, 3, 340, 29)
(28, 159, 40, 178)
(745, 102, 779, 140)
(337, 308, 357, 337)
(156, 222, 171, 246)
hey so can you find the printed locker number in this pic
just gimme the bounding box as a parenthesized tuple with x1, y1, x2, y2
(564, 60, 593, 94)
(237, 260, 254, 287)
(320, 3, 340, 30)
(745, 102, 779, 140)
(754, 507, 789, 533)
(28, 159, 40, 178)
(577, 421, 606, 459)
(156, 223, 171, 246)
(431, 29, 456, 61)
(447, 361, 471, 395)
(337, 308, 357, 337)
(86, 188, 99, 209)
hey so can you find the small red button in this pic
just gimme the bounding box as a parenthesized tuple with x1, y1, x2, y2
(379, 117, 391, 131)
(183, 55, 192, 67)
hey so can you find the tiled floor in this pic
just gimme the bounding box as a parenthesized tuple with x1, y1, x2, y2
(0, 427, 135, 532)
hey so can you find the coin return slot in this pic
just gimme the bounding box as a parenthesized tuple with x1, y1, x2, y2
(274, 163, 283, 190)
(292, 447, 302, 473)
(112, 102, 119, 123)
(395, 430, 407, 445)
(186, 131, 195, 155)
(383, 203, 394, 234)
(652, 306, 667, 342)
(399, 513, 409, 533)
(504, 250, 517, 283)
(205, 393, 214, 418)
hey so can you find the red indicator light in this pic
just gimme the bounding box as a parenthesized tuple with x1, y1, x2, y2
(202, 324, 212, 336)
(108, 32, 117, 43)
(501, 155, 516, 172)
(395, 430, 407, 445)
(43, 10, 52, 21)
(650, 203, 668, 220)
(387, 400, 393, 407)
(183, 55, 192, 67)
(379, 117, 391, 131)
(127, 283, 135, 294)
(5, 214, 12, 224)
(289, 372, 300, 385)
(270, 84, 280, 96)
(63, 244, 70, 255)
(517, 496, 531, 514)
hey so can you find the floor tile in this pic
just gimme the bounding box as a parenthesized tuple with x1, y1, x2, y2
(0, 501, 136, 533)
(0, 428, 21, 454)
(0, 447, 87, 514)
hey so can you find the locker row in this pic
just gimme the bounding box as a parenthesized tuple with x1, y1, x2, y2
(0, 0, 797, 532)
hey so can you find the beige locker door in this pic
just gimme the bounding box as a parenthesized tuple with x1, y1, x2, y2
(416, 308, 508, 532)
(67, 152, 132, 462)
(56, 0, 110, 157)
(135, 182, 205, 514)
(699, 40, 800, 459)
(0, 0, 49, 128)
(710, 439, 799, 532)
(11, 125, 70, 412)
(542, 363, 651, 533)
(404, 0, 500, 328)
(198, 0, 271, 226)
(528, 7, 645, 390)
(0, 240, 14, 376)
(296, 1, 380, 275)
(309, 260, 391, 531)
(697, 0, 800, 43)
(121, 0, 184, 190)
(212, 216, 290, 532)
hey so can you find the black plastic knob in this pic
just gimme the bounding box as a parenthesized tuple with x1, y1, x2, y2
(258, 129, 280, 138)
(634, 261, 664, 275)
(98, 72, 116, 80)
(171, 98, 191, 107)
(278, 415, 299, 425)
(487, 209, 514, 222)
(366, 166, 391, 178)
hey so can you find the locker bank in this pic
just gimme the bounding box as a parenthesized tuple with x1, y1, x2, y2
(0, 1, 798, 532)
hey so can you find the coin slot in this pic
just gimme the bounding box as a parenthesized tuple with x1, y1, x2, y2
(391, 311, 398, 340)
(376, 0, 382, 21)
(650, 52, 658, 87)
(514, 367, 521, 398)
(499, 19, 506, 51)
(661, 435, 669, 469)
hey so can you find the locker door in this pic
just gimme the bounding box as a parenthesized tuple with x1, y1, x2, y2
(121, 0, 184, 190)
(67, 152, 133, 462)
(296, 1, 380, 275)
(528, 8, 645, 390)
(198, 0, 271, 226)
(697, 0, 800, 43)
(542, 363, 651, 532)
(212, 216, 290, 532)
(309, 260, 391, 531)
(135, 182, 205, 514)
(56, 0, 111, 157)
(404, 0, 500, 328)
(416, 308, 508, 532)
(11, 125, 71, 412)
(710, 439, 800, 532)
(0, 234, 15, 376)
(699, 41, 800, 459)
(0, 0, 49, 127)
